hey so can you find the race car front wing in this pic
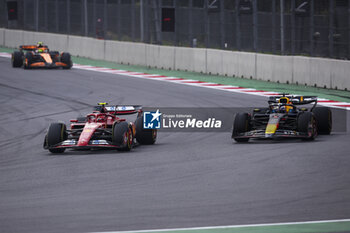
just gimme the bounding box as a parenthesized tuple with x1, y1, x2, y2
(233, 129, 310, 139)
(44, 139, 122, 150)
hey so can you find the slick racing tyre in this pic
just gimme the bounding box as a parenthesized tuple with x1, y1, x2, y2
(113, 122, 132, 151)
(312, 107, 332, 135)
(24, 52, 33, 69)
(297, 112, 317, 141)
(12, 51, 23, 67)
(135, 116, 157, 145)
(232, 113, 251, 142)
(60, 52, 72, 69)
(47, 123, 67, 153)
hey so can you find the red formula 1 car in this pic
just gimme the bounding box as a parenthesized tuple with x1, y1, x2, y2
(12, 42, 72, 69)
(43, 103, 157, 153)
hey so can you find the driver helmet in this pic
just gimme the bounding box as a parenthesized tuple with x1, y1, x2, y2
(37, 41, 44, 47)
(96, 103, 108, 113)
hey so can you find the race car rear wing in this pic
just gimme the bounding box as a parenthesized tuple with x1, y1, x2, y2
(268, 95, 317, 105)
(95, 105, 142, 115)
(19, 45, 49, 51)
(113, 105, 142, 115)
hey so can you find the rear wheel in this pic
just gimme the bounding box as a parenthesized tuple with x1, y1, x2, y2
(312, 107, 332, 135)
(47, 123, 67, 153)
(12, 51, 23, 67)
(297, 112, 317, 140)
(60, 52, 72, 69)
(135, 116, 157, 145)
(113, 122, 132, 151)
(232, 113, 251, 142)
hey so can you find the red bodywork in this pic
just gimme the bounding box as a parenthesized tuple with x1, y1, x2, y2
(74, 113, 126, 148)
(44, 106, 141, 151)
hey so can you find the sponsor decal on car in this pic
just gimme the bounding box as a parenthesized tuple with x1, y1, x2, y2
(90, 140, 108, 145)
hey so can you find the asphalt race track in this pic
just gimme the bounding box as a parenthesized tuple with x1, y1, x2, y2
(0, 56, 350, 233)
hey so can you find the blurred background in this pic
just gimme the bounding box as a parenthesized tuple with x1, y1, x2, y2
(1, 0, 349, 59)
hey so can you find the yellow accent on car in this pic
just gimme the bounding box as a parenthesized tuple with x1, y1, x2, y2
(98, 102, 108, 106)
(265, 123, 278, 134)
(60, 124, 65, 140)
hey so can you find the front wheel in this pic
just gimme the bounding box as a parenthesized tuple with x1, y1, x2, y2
(12, 51, 23, 67)
(46, 123, 67, 153)
(232, 113, 251, 142)
(113, 122, 132, 151)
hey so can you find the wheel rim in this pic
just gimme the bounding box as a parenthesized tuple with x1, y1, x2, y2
(127, 128, 132, 148)
(124, 128, 132, 149)
(308, 117, 317, 138)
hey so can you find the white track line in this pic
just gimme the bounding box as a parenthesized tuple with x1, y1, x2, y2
(90, 218, 350, 233)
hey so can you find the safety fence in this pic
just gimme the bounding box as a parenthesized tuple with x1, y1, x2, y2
(1, 0, 350, 59)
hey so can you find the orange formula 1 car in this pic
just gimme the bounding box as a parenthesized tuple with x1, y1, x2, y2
(11, 42, 72, 69)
